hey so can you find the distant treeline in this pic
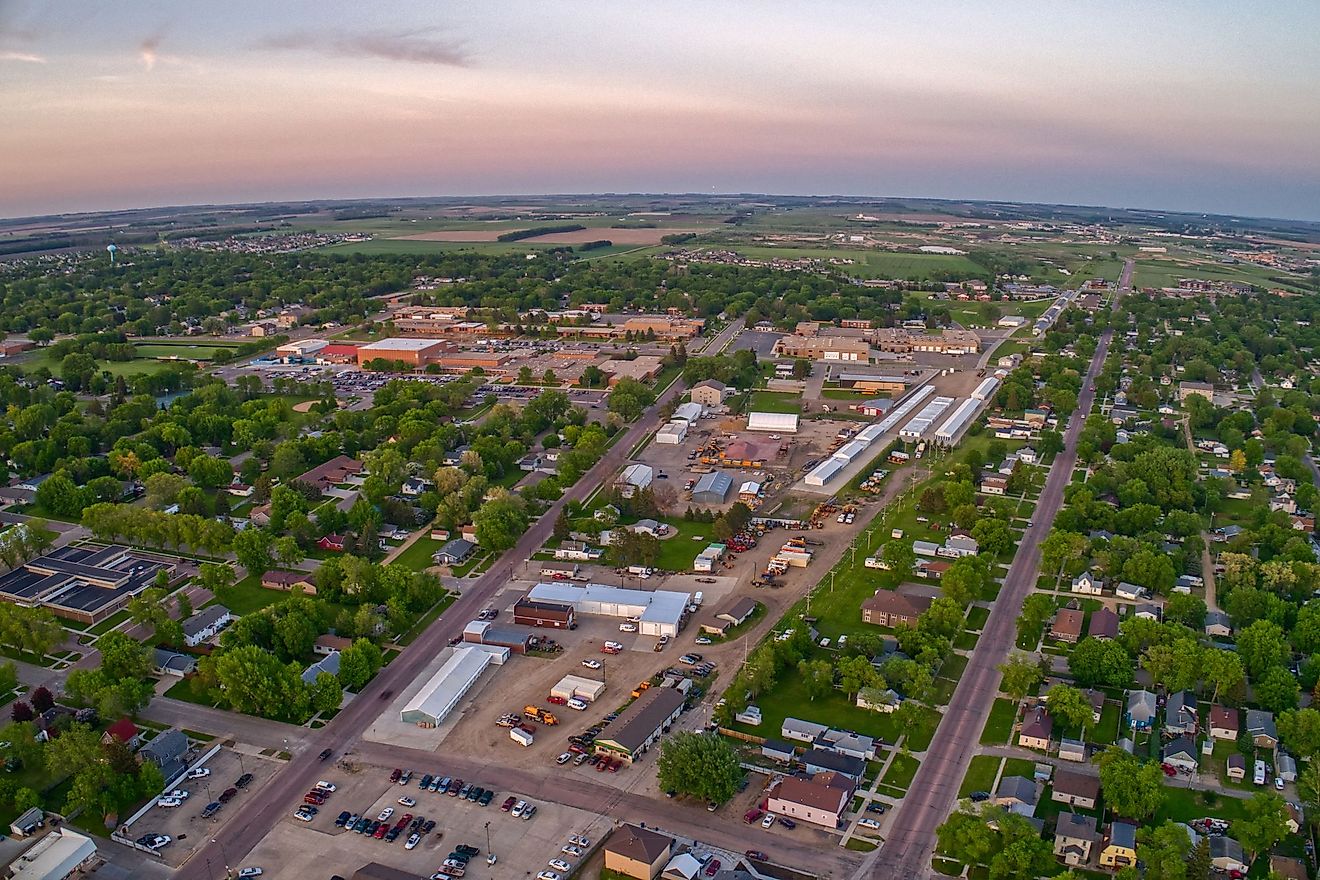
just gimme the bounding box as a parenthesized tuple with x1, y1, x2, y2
(578, 240, 612, 251)
(612, 222, 656, 229)
(497, 224, 586, 242)
(332, 210, 393, 221)
(661, 233, 698, 245)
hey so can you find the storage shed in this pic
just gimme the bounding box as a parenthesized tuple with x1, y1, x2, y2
(551, 674, 607, 703)
(747, 411, 799, 433)
(691, 471, 733, 504)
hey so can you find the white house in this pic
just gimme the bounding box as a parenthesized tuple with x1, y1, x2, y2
(1071, 572, 1103, 596)
(182, 605, 233, 648)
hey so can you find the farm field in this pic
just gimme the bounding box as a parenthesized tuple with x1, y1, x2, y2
(717, 245, 985, 280)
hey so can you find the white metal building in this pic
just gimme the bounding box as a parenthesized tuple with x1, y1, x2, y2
(899, 396, 955, 440)
(934, 398, 981, 446)
(526, 583, 691, 637)
(691, 471, 733, 504)
(550, 674, 607, 703)
(747, 412, 799, 433)
(970, 377, 1000, 401)
(6, 828, 96, 880)
(400, 645, 509, 726)
(673, 402, 704, 424)
(655, 420, 688, 445)
(276, 338, 328, 357)
(804, 457, 847, 486)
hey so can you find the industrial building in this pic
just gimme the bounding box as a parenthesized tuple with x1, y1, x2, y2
(550, 674, 607, 703)
(933, 398, 981, 446)
(693, 543, 726, 572)
(4, 828, 96, 880)
(276, 338, 328, 358)
(691, 471, 733, 505)
(512, 599, 575, 628)
(773, 335, 871, 362)
(399, 645, 509, 726)
(593, 687, 686, 763)
(673, 402, 703, 424)
(746, 411, 799, 433)
(462, 620, 534, 653)
(970, 374, 1002, 401)
(833, 374, 908, 394)
(898, 396, 955, 440)
(615, 463, 654, 498)
(654, 420, 688, 445)
(526, 583, 691, 637)
(0, 544, 174, 625)
(355, 337, 449, 367)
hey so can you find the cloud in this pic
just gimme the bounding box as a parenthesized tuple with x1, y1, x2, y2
(257, 27, 470, 67)
(0, 49, 43, 63)
(139, 32, 163, 70)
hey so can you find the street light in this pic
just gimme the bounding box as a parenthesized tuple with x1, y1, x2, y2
(212, 837, 231, 878)
(484, 820, 492, 859)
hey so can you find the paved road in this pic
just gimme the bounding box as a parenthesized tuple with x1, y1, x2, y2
(174, 329, 727, 879)
(864, 262, 1131, 879)
(349, 742, 862, 879)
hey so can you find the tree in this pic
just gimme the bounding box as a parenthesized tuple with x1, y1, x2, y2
(1046, 685, 1095, 731)
(970, 518, 1014, 557)
(211, 645, 310, 722)
(1098, 748, 1165, 821)
(998, 654, 1043, 701)
(1017, 593, 1056, 646)
(29, 686, 53, 714)
(1136, 822, 1193, 880)
(881, 540, 915, 576)
(798, 659, 834, 701)
(1236, 619, 1289, 678)
(472, 492, 528, 553)
(337, 638, 383, 692)
(1185, 837, 1211, 880)
(311, 671, 343, 715)
(195, 562, 237, 595)
(1164, 594, 1206, 630)
(656, 732, 743, 805)
(0, 662, 16, 699)
(1068, 637, 1133, 689)
(1255, 665, 1300, 713)
(10, 702, 32, 722)
(232, 527, 274, 577)
(1235, 791, 1289, 860)
(1278, 708, 1320, 758)
(835, 655, 880, 698)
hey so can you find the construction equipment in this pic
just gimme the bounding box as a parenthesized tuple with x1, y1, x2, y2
(522, 705, 560, 726)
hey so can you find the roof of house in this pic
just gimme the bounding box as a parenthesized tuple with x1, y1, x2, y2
(1052, 769, 1100, 802)
(262, 569, 315, 586)
(297, 454, 362, 488)
(1056, 811, 1099, 841)
(995, 775, 1037, 805)
(1021, 707, 1053, 741)
(182, 604, 230, 639)
(762, 738, 795, 755)
(1051, 608, 1083, 637)
(718, 596, 758, 622)
(437, 538, 475, 559)
(1209, 836, 1244, 863)
(607, 824, 674, 864)
(1247, 709, 1278, 738)
(1087, 607, 1119, 638)
(152, 647, 196, 673)
(141, 728, 188, 763)
(861, 590, 933, 619)
(1163, 736, 1197, 760)
(1165, 690, 1196, 721)
(105, 717, 139, 743)
(801, 748, 865, 777)
(1271, 856, 1309, 880)
(1207, 705, 1236, 731)
(1127, 689, 1157, 718)
(1108, 821, 1138, 850)
(770, 775, 850, 813)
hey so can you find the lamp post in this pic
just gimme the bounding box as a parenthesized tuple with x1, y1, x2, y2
(213, 838, 231, 878)
(485, 820, 492, 868)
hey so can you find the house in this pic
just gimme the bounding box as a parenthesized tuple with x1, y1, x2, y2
(1208, 837, 1247, 874)
(1050, 608, 1084, 643)
(1087, 607, 1119, 640)
(981, 474, 1008, 495)
(1246, 709, 1278, 747)
(261, 570, 317, 594)
(1164, 691, 1199, 736)
(1270, 856, 1309, 880)
(662, 853, 704, 880)
(1209, 705, 1239, 740)
(1071, 571, 1103, 595)
(714, 597, 758, 628)
(314, 634, 353, 656)
(302, 650, 341, 685)
(102, 717, 141, 749)
(433, 538, 475, 565)
(1134, 603, 1161, 621)
(1213, 525, 1243, 542)
(912, 540, 941, 558)
(554, 541, 594, 561)
(1019, 707, 1053, 751)
(1053, 812, 1100, 867)
(401, 476, 432, 496)
(765, 772, 853, 830)
(1100, 822, 1138, 868)
(1161, 737, 1198, 773)
(317, 534, 346, 553)
(801, 748, 865, 782)
(629, 519, 663, 538)
(781, 718, 830, 743)
(943, 533, 979, 557)
(152, 647, 197, 677)
(1226, 753, 1246, 781)
(1125, 690, 1157, 730)
(604, 824, 674, 880)
(1051, 768, 1100, 810)
(992, 776, 1038, 817)
(8, 806, 45, 838)
(1204, 611, 1233, 638)
(856, 687, 902, 713)
(139, 728, 189, 783)
(1058, 738, 1087, 763)
(1114, 582, 1146, 601)
(518, 453, 542, 472)
(815, 729, 877, 761)
(296, 455, 363, 492)
(761, 739, 796, 764)
(690, 380, 727, 407)
(182, 605, 232, 648)
(860, 590, 932, 628)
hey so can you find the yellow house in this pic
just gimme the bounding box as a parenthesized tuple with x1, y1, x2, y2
(604, 825, 674, 880)
(1099, 821, 1138, 868)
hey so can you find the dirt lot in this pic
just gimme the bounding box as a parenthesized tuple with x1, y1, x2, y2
(239, 760, 605, 880)
(127, 746, 284, 869)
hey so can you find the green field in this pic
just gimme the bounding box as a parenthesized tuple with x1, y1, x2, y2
(202, 573, 285, 615)
(980, 698, 1017, 745)
(959, 755, 1000, 797)
(654, 519, 719, 571)
(1132, 255, 1308, 292)
(747, 391, 803, 414)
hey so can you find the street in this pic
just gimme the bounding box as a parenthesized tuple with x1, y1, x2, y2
(862, 262, 1131, 879)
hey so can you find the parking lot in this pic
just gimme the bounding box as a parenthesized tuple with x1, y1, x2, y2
(240, 761, 606, 879)
(125, 746, 284, 869)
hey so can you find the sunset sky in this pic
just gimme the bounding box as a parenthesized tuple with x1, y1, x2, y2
(3, 1, 1319, 219)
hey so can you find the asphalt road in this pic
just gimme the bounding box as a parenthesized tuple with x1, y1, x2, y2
(173, 324, 743, 879)
(863, 263, 1131, 879)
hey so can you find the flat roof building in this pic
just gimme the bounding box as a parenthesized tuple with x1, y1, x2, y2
(356, 338, 448, 367)
(526, 582, 691, 637)
(5, 828, 96, 880)
(747, 412, 799, 433)
(399, 645, 508, 727)
(594, 687, 685, 762)
(0, 544, 173, 625)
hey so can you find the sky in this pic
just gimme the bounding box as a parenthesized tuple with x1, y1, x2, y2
(3, 0, 1320, 220)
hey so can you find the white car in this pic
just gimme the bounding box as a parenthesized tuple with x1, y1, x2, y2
(561, 845, 582, 857)
(238, 870, 264, 879)
(556, 753, 573, 764)
(168, 789, 190, 800)
(567, 698, 588, 711)
(315, 781, 336, 792)
(548, 859, 572, 871)
(145, 835, 171, 850)
(157, 797, 183, 808)
(291, 811, 313, 823)
(619, 623, 638, 633)
(487, 853, 498, 865)
(188, 768, 211, 779)
(761, 813, 775, 828)
(1275, 777, 1285, 790)
(398, 796, 417, 807)
(568, 835, 591, 847)
(857, 817, 882, 830)
(580, 659, 602, 669)
(537, 873, 562, 880)
(406, 833, 421, 850)
(511, 800, 527, 818)
(377, 807, 394, 821)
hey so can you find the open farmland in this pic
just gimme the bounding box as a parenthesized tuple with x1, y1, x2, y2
(716, 245, 985, 280)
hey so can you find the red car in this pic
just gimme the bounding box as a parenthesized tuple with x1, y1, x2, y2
(1160, 764, 1177, 777)
(595, 758, 609, 772)
(448, 778, 464, 796)
(704, 859, 721, 877)
(547, 695, 567, 705)
(501, 796, 517, 812)
(743, 809, 763, 824)
(373, 824, 388, 839)
(608, 759, 620, 773)
(389, 768, 402, 783)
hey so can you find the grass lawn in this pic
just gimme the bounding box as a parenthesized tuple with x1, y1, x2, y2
(390, 536, 444, 572)
(959, 755, 1001, 797)
(654, 519, 719, 572)
(882, 754, 920, 790)
(965, 606, 990, 629)
(747, 391, 802, 414)
(1155, 786, 1251, 824)
(204, 573, 283, 615)
(396, 593, 457, 646)
(735, 674, 940, 750)
(1001, 757, 1036, 779)
(165, 674, 222, 708)
(1095, 701, 1121, 745)
(980, 698, 1017, 745)
(89, 609, 131, 636)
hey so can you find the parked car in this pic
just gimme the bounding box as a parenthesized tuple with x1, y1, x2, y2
(501, 796, 517, 811)
(378, 808, 394, 821)
(512, 800, 527, 817)
(157, 797, 183, 808)
(522, 804, 537, 820)
(704, 859, 722, 877)
(761, 813, 776, 828)
(858, 818, 881, 830)
(969, 791, 990, 802)
(188, 767, 211, 779)
(745, 850, 768, 861)
(581, 659, 602, 669)
(569, 835, 591, 847)
(406, 833, 421, 850)
(777, 817, 796, 829)
(567, 698, 588, 711)
(319, 749, 333, 761)
(548, 859, 571, 872)
(536, 873, 562, 880)
(237, 869, 263, 878)
(218, 788, 238, 803)
(201, 802, 222, 819)
(335, 811, 352, 827)
(235, 773, 253, 788)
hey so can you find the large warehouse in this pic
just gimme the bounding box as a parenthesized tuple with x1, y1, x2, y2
(691, 471, 732, 504)
(747, 411, 799, 433)
(526, 583, 691, 637)
(355, 338, 448, 367)
(400, 645, 509, 727)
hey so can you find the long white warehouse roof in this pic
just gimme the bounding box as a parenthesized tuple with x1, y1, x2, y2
(934, 398, 981, 443)
(875, 385, 935, 432)
(747, 411, 799, 433)
(400, 645, 508, 724)
(804, 457, 848, 486)
(971, 377, 1000, 401)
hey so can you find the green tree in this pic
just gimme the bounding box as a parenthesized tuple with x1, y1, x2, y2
(798, 659, 834, 701)
(232, 527, 274, 576)
(472, 492, 528, 553)
(337, 638, 383, 692)
(312, 671, 343, 715)
(1255, 665, 1300, 712)
(1235, 791, 1289, 860)
(1098, 748, 1165, 821)
(1135, 822, 1192, 880)
(1046, 685, 1095, 731)
(1278, 708, 1320, 758)
(1017, 593, 1056, 645)
(835, 655, 881, 698)
(656, 732, 743, 805)
(998, 654, 1043, 701)
(1068, 637, 1132, 689)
